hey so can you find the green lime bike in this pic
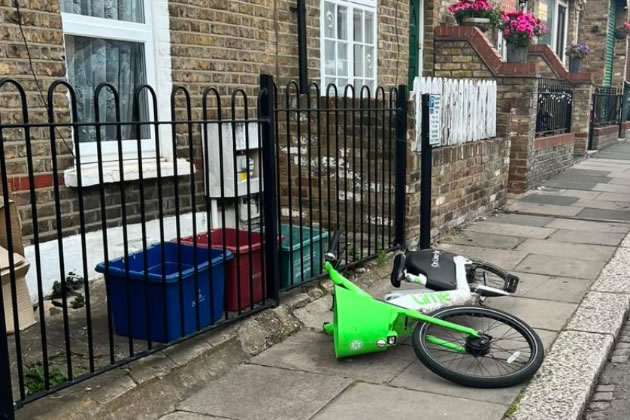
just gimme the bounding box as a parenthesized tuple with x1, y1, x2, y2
(322, 234, 544, 388)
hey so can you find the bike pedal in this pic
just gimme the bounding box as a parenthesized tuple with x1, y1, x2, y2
(505, 274, 519, 293)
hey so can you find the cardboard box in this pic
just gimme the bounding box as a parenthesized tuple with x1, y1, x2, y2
(0, 200, 23, 257)
(1, 246, 35, 334)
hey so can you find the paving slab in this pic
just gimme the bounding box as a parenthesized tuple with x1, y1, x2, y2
(536, 188, 601, 200)
(161, 412, 220, 419)
(609, 177, 630, 186)
(577, 208, 630, 222)
(293, 295, 333, 331)
(598, 152, 630, 160)
(178, 364, 351, 420)
(593, 183, 630, 193)
(389, 329, 557, 406)
(516, 239, 616, 262)
(465, 222, 555, 239)
(509, 331, 614, 420)
(312, 382, 508, 420)
(515, 254, 606, 280)
(436, 243, 529, 270)
(544, 218, 630, 233)
(251, 330, 415, 383)
(489, 297, 577, 331)
(486, 213, 555, 227)
(591, 247, 630, 294)
(598, 192, 630, 202)
(511, 272, 559, 296)
(567, 169, 613, 177)
(549, 229, 625, 246)
(520, 276, 592, 304)
(573, 199, 630, 211)
(505, 201, 584, 217)
(588, 157, 630, 165)
(544, 178, 606, 191)
(444, 230, 525, 250)
(520, 194, 580, 206)
(566, 292, 630, 337)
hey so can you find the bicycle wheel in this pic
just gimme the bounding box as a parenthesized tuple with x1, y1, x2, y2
(411, 306, 544, 388)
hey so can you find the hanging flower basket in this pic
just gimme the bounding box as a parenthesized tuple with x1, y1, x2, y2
(448, 0, 500, 32)
(614, 27, 628, 40)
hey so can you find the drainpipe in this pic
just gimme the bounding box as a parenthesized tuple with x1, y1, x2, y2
(296, 0, 308, 93)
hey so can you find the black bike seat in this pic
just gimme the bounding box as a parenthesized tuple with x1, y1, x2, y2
(405, 249, 458, 291)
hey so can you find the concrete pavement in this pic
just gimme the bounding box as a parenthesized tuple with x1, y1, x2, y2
(165, 141, 630, 420)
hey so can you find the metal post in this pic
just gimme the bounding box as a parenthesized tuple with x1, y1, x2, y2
(617, 91, 626, 138)
(420, 94, 432, 250)
(0, 292, 14, 419)
(296, 0, 308, 94)
(394, 85, 408, 246)
(259, 74, 280, 305)
(588, 95, 595, 150)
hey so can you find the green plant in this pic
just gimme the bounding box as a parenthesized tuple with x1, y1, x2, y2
(500, 10, 548, 47)
(349, 247, 360, 262)
(566, 43, 591, 59)
(448, 0, 501, 27)
(377, 249, 387, 266)
(71, 295, 85, 309)
(24, 363, 67, 395)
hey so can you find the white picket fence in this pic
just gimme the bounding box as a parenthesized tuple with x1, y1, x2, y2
(411, 76, 497, 150)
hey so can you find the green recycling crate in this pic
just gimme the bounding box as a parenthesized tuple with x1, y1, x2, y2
(279, 224, 328, 289)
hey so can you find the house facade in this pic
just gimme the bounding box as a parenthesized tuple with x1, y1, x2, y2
(0, 0, 410, 244)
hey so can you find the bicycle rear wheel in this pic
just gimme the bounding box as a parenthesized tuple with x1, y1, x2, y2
(412, 306, 544, 388)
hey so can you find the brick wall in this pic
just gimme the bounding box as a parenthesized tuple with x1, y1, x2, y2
(0, 0, 409, 244)
(580, 0, 611, 86)
(429, 135, 511, 239)
(591, 124, 620, 149)
(572, 83, 595, 156)
(403, 112, 512, 245)
(433, 27, 594, 192)
(434, 40, 495, 78)
(612, 1, 627, 88)
(530, 133, 575, 187)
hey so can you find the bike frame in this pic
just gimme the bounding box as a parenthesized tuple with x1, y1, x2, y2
(384, 255, 474, 313)
(323, 261, 480, 359)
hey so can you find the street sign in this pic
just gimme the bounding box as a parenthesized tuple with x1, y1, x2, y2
(428, 94, 441, 146)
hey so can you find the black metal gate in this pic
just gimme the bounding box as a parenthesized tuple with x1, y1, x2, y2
(0, 74, 408, 418)
(588, 86, 624, 150)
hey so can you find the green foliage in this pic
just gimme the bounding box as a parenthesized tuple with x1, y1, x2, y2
(24, 363, 67, 395)
(71, 295, 85, 309)
(377, 250, 387, 266)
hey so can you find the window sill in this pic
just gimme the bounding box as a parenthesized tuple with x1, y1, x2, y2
(64, 158, 194, 188)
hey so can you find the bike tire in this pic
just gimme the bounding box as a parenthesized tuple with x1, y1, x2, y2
(411, 306, 544, 388)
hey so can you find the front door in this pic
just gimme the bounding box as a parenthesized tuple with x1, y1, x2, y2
(408, 0, 423, 88)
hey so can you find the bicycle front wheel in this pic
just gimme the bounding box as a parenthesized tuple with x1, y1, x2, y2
(412, 306, 544, 388)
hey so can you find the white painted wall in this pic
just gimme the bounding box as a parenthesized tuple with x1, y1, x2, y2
(24, 211, 208, 304)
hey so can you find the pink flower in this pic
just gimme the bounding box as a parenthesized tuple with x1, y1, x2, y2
(503, 28, 511, 35)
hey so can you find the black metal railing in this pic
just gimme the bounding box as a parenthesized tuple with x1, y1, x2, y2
(588, 86, 624, 150)
(0, 75, 407, 417)
(592, 86, 623, 127)
(535, 79, 573, 137)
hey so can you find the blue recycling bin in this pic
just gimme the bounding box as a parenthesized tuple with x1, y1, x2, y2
(95, 242, 232, 343)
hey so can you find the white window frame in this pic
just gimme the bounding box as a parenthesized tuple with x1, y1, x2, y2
(551, 0, 569, 63)
(60, 0, 173, 165)
(319, 0, 378, 95)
